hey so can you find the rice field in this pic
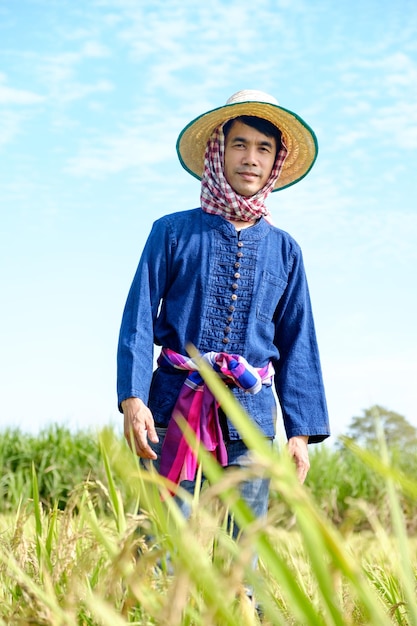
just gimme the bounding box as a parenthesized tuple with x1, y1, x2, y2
(0, 365, 416, 624)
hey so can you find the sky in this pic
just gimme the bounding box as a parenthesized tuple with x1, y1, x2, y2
(1, 0, 416, 443)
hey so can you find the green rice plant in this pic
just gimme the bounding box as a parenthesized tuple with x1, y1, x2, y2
(0, 482, 132, 623)
(99, 432, 128, 535)
(305, 443, 388, 530)
(341, 432, 417, 626)
(1, 356, 417, 623)
(31, 461, 43, 566)
(1, 421, 417, 534)
(184, 347, 394, 625)
(0, 438, 415, 624)
(0, 424, 106, 513)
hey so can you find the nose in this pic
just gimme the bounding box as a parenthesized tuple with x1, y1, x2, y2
(243, 146, 258, 165)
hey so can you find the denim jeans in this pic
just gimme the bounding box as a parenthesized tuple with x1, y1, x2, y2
(143, 426, 272, 539)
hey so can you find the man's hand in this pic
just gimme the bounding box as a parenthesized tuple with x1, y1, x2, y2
(287, 435, 310, 484)
(121, 397, 159, 459)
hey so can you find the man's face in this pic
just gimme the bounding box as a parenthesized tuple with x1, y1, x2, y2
(223, 120, 277, 197)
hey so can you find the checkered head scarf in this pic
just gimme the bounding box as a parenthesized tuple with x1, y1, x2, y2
(200, 124, 288, 222)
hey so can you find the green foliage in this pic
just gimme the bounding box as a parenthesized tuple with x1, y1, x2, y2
(303, 440, 417, 533)
(344, 405, 417, 452)
(1, 422, 417, 624)
(305, 444, 387, 528)
(1, 396, 417, 623)
(2, 416, 417, 533)
(0, 424, 106, 513)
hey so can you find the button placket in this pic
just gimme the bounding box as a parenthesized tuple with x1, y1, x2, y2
(222, 240, 244, 346)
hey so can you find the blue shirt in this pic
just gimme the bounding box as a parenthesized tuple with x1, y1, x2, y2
(117, 209, 330, 443)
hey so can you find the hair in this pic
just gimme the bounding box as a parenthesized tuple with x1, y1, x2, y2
(222, 115, 282, 151)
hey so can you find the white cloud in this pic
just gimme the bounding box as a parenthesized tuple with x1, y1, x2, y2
(334, 51, 417, 151)
(59, 79, 114, 103)
(34, 43, 113, 103)
(0, 77, 44, 105)
(0, 110, 28, 147)
(42, 65, 114, 102)
(112, 0, 296, 100)
(81, 41, 111, 58)
(64, 123, 175, 177)
(371, 101, 417, 149)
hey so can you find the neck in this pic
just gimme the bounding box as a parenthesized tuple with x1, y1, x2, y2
(226, 217, 257, 230)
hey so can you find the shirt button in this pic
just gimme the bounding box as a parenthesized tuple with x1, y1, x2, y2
(237, 241, 244, 248)
(231, 294, 238, 301)
(234, 272, 241, 279)
(222, 337, 229, 344)
(228, 305, 235, 312)
(227, 316, 233, 322)
(224, 326, 231, 334)
(236, 252, 243, 258)
(234, 262, 240, 269)
(231, 283, 238, 290)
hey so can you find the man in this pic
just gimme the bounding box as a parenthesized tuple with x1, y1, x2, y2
(117, 89, 330, 527)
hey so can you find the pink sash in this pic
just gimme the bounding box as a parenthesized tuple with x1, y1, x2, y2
(158, 348, 274, 485)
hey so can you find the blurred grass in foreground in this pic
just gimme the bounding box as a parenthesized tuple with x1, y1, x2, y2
(0, 357, 416, 623)
(0, 428, 416, 624)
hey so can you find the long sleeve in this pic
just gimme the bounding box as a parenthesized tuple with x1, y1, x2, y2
(273, 248, 330, 442)
(116, 210, 330, 442)
(117, 220, 170, 409)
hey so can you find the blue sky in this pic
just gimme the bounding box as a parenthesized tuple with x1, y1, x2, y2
(1, 0, 416, 441)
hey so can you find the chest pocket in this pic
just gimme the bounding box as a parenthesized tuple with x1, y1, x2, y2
(256, 270, 287, 323)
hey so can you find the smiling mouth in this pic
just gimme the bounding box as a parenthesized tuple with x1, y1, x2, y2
(238, 171, 259, 180)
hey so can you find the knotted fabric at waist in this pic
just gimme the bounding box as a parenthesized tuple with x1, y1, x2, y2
(157, 347, 274, 486)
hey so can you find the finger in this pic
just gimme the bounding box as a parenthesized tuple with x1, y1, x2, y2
(296, 461, 309, 484)
(146, 421, 159, 444)
(123, 412, 158, 459)
(137, 442, 157, 460)
(124, 426, 137, 452)
(297, 466, 308, 484)
(124, 424, 147, 456)
(135, 427, 158, 460)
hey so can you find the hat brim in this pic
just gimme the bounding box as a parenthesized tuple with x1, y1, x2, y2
(176, 100, 318, 192)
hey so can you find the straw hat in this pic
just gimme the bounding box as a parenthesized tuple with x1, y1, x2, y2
(176, 89, 318, 192)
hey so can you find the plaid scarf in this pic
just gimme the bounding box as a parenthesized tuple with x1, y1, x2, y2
(158, 348, 275, 486)
(200, 125, 288, 222)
